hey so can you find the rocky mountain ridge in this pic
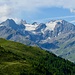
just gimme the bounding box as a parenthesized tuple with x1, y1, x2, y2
(0, 19, 75, 62)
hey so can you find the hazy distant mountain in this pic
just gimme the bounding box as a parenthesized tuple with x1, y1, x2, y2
(0, 19, 75, 62)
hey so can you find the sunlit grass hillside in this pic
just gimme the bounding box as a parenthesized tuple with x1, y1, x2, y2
(0, 38, 75, 75)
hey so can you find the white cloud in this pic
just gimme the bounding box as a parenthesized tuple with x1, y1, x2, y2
(70, 20, 75, 23)
(70, 9, 75, 13)
(1, 0, 75, 11)
(0, 0, 75, 22)
(12, 18, 21, 24)
(10, 0, 75, 11)
(0, 16, 8, 22)
(0, 4, 10, 16)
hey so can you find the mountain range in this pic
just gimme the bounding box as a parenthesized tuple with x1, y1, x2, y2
(0, 19, 75, 63)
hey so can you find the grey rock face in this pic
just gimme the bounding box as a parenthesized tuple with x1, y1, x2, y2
(0, 19, 75, 62)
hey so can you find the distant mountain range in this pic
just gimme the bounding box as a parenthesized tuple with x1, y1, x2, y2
(0, 19, 75, 63)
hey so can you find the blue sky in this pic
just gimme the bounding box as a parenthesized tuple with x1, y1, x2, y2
(29, 7, 75, 23)
(0, 0, 75, 24)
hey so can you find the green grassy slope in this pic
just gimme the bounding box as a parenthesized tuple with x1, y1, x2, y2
(0, 38, 75, 75)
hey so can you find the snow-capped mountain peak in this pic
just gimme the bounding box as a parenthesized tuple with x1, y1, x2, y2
(0, 19, 75, 63)
(24, 23, 38, 31)
(45, 20, 63, 31)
